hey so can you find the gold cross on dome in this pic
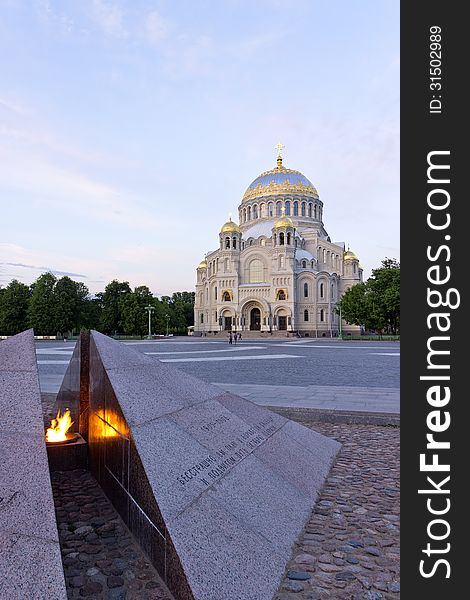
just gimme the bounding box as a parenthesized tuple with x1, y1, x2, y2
(275, 142, 285, 159)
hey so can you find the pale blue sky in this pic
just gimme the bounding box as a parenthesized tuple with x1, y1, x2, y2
(0, 0, 399, 296)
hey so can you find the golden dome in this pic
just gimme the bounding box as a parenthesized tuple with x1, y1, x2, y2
(197, 259, 207, 269)
(343, 249, 358, 261)
(242, 161, 318, 203)
(273, 212, 294, 229)
(220, 217, 241, 234)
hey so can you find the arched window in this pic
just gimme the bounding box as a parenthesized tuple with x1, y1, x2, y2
(320, 309, 324, 322)
(222, 291, 231, 301)
(293, 201, 299, 216)
(273, 233, 277, 246)
(331, 283, 334, 299)
(301, 202, 306, 216)
(304, 310, 309, 321)
(354, 263, 357, 273)
(206, 288, 208, 300)
(314, 205, 317, 219)
(225, 237, 230, 249)
(285, 201, 291, 216)
(214, 287, 217, 300)
(304, 282, 308, 297)
(253, 205, 258, 219)
(320, 282, 324, 298)
(287, 232, 291, 245)
(200, 313, 204, 323)
(260, 203, 265, 217)
(249, 259, 264, 283)
(260, 238, 266, 246)
(276, 201, 282, 216)
(247, 207, 251, 220)
(268, 202, 273, 216)
(323, 249, 326, 262)
(243, 208, 247, 222)
(302, 260, 307, 268)
(279, 232, 285, 245)
(308, 203, 312, 217)
(232, 237, 237, 249)
(249, 239, 253, 246)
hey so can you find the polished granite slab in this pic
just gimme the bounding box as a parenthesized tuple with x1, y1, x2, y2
(86, 330, 341, 600)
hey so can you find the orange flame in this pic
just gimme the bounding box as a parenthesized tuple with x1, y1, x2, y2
(46, 408, 73, 442)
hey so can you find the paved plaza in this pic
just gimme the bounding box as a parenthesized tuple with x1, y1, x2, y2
(37, 337, 399, 415)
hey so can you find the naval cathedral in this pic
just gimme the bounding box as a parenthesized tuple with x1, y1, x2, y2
(194, 147, 362, 336)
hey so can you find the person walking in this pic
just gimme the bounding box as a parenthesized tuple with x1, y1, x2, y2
(228, 332, 233, 344)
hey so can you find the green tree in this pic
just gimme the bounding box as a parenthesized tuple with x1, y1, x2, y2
(172, 291, 195, 329)
(0, 280, 31, 335)
(54, 276, 90, 336)
(119, 286, 155, 336)
(368, 258, 400, 334)
(338, 282, 370, 329)
(99, 280, 132, 334)
(81, 297, 102, 331)
(338, 258, 400, 334)
(28, 272, 58, 335)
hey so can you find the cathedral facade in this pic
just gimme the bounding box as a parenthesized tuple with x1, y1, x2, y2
(194, 149, 362, 336)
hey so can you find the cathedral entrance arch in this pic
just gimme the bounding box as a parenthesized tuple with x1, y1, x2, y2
(220, 309, 234, 331)
(250, 307, 261, 331)
(274, 306, 291, 331)
(239, 298, 270, 332)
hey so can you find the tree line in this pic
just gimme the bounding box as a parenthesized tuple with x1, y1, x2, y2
(338, 258, 400, 335)
(0, 273, 195, 337)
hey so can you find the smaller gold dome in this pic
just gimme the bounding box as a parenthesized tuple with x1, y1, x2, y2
(273, 214, 294, 229)
(343, 249, 358, 261)
(220, 217, 241, 234)
(197, 259, 207, 269)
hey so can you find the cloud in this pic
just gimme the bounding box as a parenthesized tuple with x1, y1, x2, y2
(0, 140, 162, 231)
(145, 10, 170, 46)
(35, 0, 75, 34)
(1, 262, 87, 278)
(91, 0, 126, 37)
(0, 97, 32, 116)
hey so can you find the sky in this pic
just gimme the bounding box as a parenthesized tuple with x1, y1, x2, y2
(0, 0, 399, 297)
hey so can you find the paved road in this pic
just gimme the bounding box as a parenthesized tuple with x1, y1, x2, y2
(36, 337, 400, 414)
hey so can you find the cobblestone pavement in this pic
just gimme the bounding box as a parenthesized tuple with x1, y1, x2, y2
(51, 469, 174, 600)
(276, 422, 400, 600)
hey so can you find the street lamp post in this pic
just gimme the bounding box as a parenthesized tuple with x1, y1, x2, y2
(339, 304, 343, 339)
(145, 305, 155, 340)
(166, 314, 170, 337)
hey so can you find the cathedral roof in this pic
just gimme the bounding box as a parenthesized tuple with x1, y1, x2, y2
(273, 213, 294, 229)
(243, 220, 301, 240)
(242, 157, 318, 203)
(343, 248, 358, 261)
(296, 249, 316, 262)
(220, 217, 241, 234)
